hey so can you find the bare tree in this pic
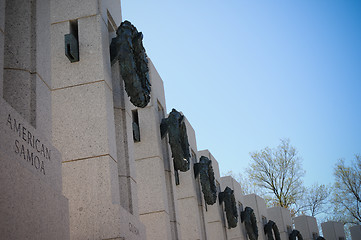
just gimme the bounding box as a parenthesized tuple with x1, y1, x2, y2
(247, 139, 305, 210)
(304, 184, 331, 217)
(333, 155, 361, 224)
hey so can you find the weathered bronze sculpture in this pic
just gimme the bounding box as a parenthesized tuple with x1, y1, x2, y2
(194, 156, 217, 205)
(110, 20, 151, 108)
(241, 206, 258, 240)
(289, 229, 303, 240)
(264, 220, 281, 240)
(160, 109, 190, 172)
(219, 186, 238, 228)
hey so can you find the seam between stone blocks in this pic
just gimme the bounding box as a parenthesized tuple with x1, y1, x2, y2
(208, 220, 221, 224)
(51, 79, 112, 92)
(118, 175, 137, 183)
(135, 155, 162, 162)
(51, 14, 98, 25)
(139, 210, 169, 216)
(62, 153, 117, 163)
(177, 196, 195, 201)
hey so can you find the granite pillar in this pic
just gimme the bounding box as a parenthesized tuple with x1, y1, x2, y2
(293, 215, 319, 240)
(200, 150, 228, 240)
(321, 221, 346, 240)
(176, 118, 208, 240)
(133, 59, 181, 240)
(220, 176, 247, 240)
(243, 194, 269, 240)
(267, 206, 293, 240)
(51, 1, 145, 239)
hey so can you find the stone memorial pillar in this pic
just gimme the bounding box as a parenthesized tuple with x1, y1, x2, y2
(200, 150, 228, 240)
(267, 206, 293, 240)
(321, 221, 346, 240)
(1, 1, 69, 239)
(132, 59, 182, 240)
(293, 215, 319, 240)
(51, 0, 145, 239)
(176, 118, 208, 240)
(0, 0, 4, 98)
(3, 0, 52, 135)
(220, 176, 247, 240)
(243, 194, 269, 240)
(350, 225, 361, 240)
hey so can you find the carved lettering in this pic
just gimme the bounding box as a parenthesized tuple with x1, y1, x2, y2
(7, 114, 47, 175)
(22, 126, 27, 141)
(27, 130, 34, 148)
(15, 139, 20, 153)
(34, 156, 40, 169)
(7, 114, 12, 129)
(26, 149, 34, 165)
(14, 118, 21, 137)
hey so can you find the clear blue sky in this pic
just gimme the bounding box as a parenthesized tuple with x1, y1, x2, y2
(122, 0, 361, 187)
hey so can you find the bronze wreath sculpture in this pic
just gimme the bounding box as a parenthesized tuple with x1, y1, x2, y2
(219, 186, 238, 228)
(264, 220, 281, 240)
(110, 20, 151, 108)
(194, 156, 217, 205)
(241, 207, 258, 240)
(160, 109, 190, 172)
(289, 230, 303, 240)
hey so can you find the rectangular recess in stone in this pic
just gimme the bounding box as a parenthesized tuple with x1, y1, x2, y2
(132, 109, 140, 142)
(64, 20, 79, 62)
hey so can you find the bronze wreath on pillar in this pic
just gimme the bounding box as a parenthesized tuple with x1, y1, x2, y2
(219, 186, 238, 229)
(194, 156, 217, 205)
(160, 109, 190, 172)
(289, 230, 303, 240)
(241, 206, 258, 240)
(110, 20, 151, 108)
(264, 220, 281, 240)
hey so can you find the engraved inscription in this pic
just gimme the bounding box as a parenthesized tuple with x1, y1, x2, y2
(6, 114, 50, 175)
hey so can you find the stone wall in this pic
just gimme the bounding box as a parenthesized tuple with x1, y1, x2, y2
(0, 1, 330, 240)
